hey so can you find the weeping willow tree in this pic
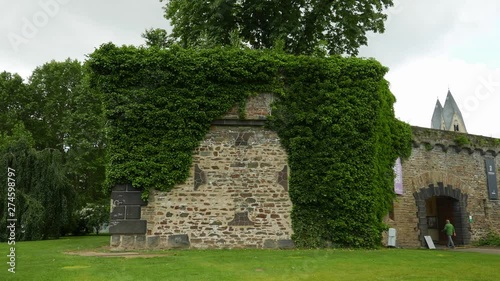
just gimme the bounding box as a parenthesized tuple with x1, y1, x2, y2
(0, 125, 75, 241)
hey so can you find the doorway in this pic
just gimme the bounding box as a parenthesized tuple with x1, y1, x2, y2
(414, 183, 470, 247)
(426, 196, 462, 245)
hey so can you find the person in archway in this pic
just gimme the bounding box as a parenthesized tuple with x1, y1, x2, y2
(442, 219, 456, 248)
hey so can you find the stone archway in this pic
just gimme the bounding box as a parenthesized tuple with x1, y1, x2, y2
(413, 182, 470, 246)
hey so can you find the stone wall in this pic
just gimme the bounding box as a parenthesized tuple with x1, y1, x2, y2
(387, 127, 500, 248)
(109, 94, 294, 249)
(141, 124, 293, 249)
(109, 93, 500, 249)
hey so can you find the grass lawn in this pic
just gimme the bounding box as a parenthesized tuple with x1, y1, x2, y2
(1, 236, 500, 281)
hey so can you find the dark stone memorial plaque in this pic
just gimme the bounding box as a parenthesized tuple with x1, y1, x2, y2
(110, 206, 125, 220)
(109, 220, 147, 234)
(125, 206, 142, 219)
(111, 191, 147, 206)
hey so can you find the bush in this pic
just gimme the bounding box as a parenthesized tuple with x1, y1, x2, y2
(474, 232, 500, 247)
(73, 203, 109, 235)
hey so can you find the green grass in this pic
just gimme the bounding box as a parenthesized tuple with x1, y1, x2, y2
(1, 236, 500, 281)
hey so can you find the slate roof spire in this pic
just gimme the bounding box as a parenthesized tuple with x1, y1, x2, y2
(431, 89, 467, 133)
(431, 99, 444, 130)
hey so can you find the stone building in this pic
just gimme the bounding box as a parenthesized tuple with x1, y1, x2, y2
(109, 94, 500, 249)
(387, 127, 500, 247)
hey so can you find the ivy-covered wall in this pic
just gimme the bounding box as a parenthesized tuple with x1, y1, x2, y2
(267, 57, 412, 248)
(87, 44, 412, 248)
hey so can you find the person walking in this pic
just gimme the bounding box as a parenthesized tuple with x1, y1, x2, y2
(443, 219, 456, 248)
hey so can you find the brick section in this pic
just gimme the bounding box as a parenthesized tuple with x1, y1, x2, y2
(222, 93, 273, 120)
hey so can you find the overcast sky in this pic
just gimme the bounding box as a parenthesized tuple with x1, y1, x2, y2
(1, 0, 499, 138)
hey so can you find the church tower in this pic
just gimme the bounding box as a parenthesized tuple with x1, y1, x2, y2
(431, 90, 467, 133)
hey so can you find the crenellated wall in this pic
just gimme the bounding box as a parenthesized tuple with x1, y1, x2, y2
(109, 95, 500, 250)
(387, 127, 500, 248)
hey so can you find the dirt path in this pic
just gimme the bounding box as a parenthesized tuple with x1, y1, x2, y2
(452, 247, 500, 255)
(65, 250, 171, 258)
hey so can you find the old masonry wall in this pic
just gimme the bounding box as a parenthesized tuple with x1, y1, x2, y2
(110, 94, 294, 249)
(109, 95, 500, 249)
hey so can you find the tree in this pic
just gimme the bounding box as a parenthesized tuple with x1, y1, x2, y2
(27, 59, 84, 150)
(27, 60, 107, 205)
(142, 28, 173, 48)
(74, 203, 109, 235)
(0, 60, 107, 241)
(0, 72, 30, 134)
(161, 0, 394, 55)
(0, 124, 76, 241)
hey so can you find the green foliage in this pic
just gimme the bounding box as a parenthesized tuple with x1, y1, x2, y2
(268, 57, 412, 248)
(27, 59, 84, 150)
(0, 72, 29, 134)
(142, 28, 173, 48)
(74, 203, 110, 235)
(0, 124, 76, 241)
(454, 135, 471, 146)
(474, 231, 500, 247)
(87, 44, 281, 193)
(162, 0, 394, 55)
(1, 60, 107, 205)
(0, 60, 107, 242)
(87, 44, 412, 248)
(424, 143, 433, 151)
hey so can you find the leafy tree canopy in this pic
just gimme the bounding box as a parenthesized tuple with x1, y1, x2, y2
(161, 0, 394, 55)
(142, 28, 174, 48)
(0, 60, 108, 238)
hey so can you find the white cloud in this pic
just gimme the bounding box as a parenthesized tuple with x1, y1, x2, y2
(387, 56, 500, 137)
(360, 0, 500, 138)
(0, 0, 168, 78)
(0, 0, 499, 138)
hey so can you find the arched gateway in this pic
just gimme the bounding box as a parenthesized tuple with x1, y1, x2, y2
(413, 183, 469, 246)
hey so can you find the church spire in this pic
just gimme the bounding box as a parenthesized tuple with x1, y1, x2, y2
(430, 89, 467, 133)
(431, 99, 444, 130)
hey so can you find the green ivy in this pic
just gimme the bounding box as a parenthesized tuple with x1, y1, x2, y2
(87, 44, 412, 248)
(454, 135, 471, 146)
(87, 44, 283, 193)
(268, 56, 412, 248)
(425, 143, 433, 151)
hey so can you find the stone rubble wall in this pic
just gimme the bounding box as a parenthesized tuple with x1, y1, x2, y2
(141, 125, 293, 249)
(109, 94, 500, 249)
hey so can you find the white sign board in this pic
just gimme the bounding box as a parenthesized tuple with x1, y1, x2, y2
(424, 235, 436, 249)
